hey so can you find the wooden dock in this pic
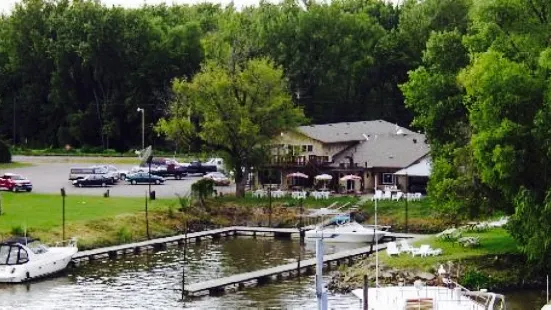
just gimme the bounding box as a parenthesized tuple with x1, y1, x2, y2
(73, 226, 306, 261)
(183, 243, 388, 297)
(72, 225, 421, 264)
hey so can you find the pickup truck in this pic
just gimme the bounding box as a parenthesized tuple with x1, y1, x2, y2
(184, 161, 217, 175)
(0, 173, 33, 192)
(150, 163, 188, 179)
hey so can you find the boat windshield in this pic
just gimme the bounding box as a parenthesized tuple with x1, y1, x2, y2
(0, 244, 29, 265)
(26, 242, 49, 254)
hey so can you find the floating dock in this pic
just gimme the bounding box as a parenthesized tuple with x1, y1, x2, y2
(183, 242, 389, 297)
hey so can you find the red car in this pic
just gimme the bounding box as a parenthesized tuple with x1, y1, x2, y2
(203, 172, 231, 186)
(0, 173, 33, 192)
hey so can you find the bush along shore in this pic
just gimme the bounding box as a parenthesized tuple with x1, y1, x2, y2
(327, 227, 547, 293)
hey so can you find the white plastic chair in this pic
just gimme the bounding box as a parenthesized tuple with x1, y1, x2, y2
(392, 191, 403, 201)
(411, 244, 431, 257)
(399, 240, 415, 254)
(383, 191, 392, 200)
(371, 190, 383, 201)
(414, 192, 422, 201)
(386, 242, 400, 256)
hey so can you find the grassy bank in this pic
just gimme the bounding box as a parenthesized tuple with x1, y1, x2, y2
(360, 199, 446, 233)
(381, 228, 519, 270)
(0, 193, 303, 250)
(0, 162, 34, 169)
(330, 227, 534, 291)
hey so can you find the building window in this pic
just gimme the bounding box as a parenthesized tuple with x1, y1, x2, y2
(382, 173, 395, 185)
(302, 145, 307, 152)
(307, 145, 313, 152)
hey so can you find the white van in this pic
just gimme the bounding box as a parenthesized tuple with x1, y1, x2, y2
(205, 157, 226, 173)
(68, 167, 109, 181)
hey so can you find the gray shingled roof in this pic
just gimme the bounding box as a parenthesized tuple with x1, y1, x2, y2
(298, 120, 419, 143)
(331, 132, 429, 168)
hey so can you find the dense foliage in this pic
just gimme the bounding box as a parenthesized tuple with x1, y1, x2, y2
(0, 0, 425, 151)
(401, 0, 551, 267)
(157, 58, 305, 197)
(0, 140, 11, 163)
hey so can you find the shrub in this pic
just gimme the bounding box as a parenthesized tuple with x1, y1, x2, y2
(0, 140, 12, 163)
(11, 225, 25, 236)
(461, 269, 491, 290)
(191, 178, 215, 209)
(116, 226, 133, 243)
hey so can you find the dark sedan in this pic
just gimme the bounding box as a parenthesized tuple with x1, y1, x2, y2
(72, 175, 111, 187)
(125, 172, 165, 185)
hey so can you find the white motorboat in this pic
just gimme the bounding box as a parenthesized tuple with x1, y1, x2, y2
(305, 221, 389, 243)
(351, 283, 507, 310)
(0, 237, 78, 283)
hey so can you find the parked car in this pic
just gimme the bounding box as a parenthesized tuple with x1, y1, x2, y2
(0, 173, 33, 192)
(72, 174, 111, 187)
(203, 172, 231, 186)
(125, 172, 165, 185)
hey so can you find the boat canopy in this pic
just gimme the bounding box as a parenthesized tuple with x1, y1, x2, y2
(325, 214, 351, 226)
(0, 244, 29, 265)
(2, 236, 38, 245)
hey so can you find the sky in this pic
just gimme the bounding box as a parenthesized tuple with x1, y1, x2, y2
(1, 0, 401, 14)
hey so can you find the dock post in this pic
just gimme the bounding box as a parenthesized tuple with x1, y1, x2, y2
(181, 224, 188, 301)
(363, 275, 368, 310)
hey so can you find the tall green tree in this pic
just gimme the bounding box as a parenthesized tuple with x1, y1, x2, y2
(156, 58, 305, 197)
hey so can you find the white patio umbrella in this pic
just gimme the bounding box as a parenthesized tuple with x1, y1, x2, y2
(286, 172, 309, 179)
(314, 174, 333, 181)
(339, 174, 362, 181)
(314, 174, 333, 190)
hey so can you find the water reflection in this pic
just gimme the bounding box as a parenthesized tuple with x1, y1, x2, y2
(0, 237, 542, 310)
(0, 237, 362, 309)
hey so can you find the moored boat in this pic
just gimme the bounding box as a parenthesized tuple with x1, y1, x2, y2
(351, 282, 507, 310)
(304, 212, 390, 243)
(0, 237, 78, 283)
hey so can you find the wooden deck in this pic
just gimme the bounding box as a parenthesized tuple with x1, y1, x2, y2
(183, 243, 388, 297)
(72, 226, 304, 261)
(72, 225, 422, 265)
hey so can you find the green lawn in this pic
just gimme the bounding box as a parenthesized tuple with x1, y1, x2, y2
(0, 192, 176, 233)
(381, 228, 520, 271)
(0, 162, 34, 169)
(360, 199, 433, 220)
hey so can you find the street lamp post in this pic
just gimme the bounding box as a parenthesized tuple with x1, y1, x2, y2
(137, 107, 144, 150)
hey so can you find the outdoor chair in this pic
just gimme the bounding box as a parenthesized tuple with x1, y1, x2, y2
(383, 191, 392, 200)
(386, 241, 400, 256)
(399, 240, 415, 254)
(412, 244, 443, 257)
(392, 191, 403, 201)
(414, 192, 422, 201)
(372, 190, 383, 201)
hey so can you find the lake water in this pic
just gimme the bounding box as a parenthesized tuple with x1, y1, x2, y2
(0, 237, 544, 309)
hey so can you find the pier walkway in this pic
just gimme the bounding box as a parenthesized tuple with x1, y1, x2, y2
(73, 226, 303, 261)
(183, 242, 387, 297)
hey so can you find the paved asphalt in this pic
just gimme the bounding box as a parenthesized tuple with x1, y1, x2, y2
(2, 156, 235, 198)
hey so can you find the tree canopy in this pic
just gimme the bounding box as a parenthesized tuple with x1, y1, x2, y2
(402, 0, 551, 267)
(156, 58, 305, 197)
(0, 0, 420, 151)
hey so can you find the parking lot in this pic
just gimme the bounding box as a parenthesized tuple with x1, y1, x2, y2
(2, 156, 235, 198)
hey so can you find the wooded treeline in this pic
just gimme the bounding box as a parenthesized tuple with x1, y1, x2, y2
(0, 0, 453, 150)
